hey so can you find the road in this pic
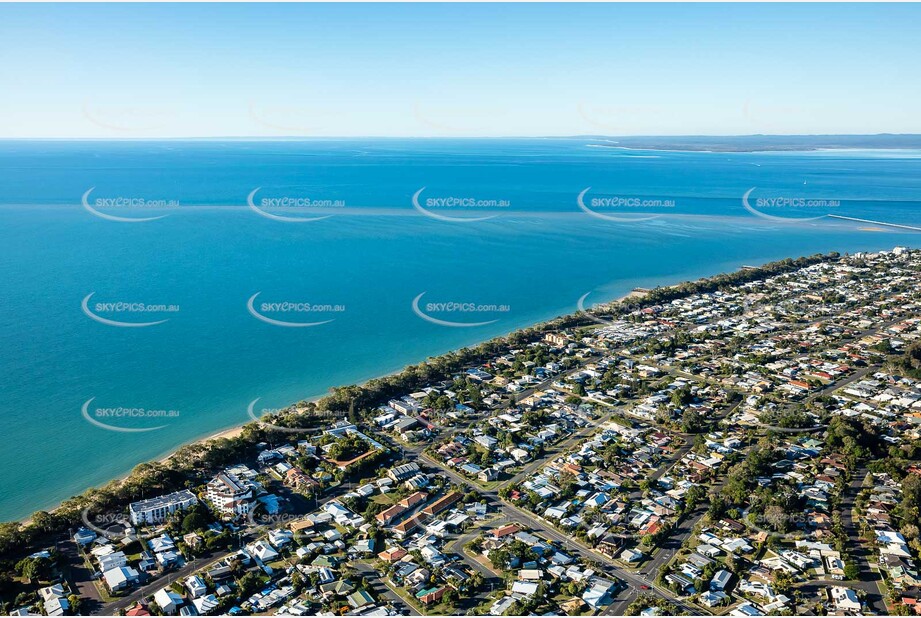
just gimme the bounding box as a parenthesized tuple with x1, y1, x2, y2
(58, 537, 104, 615)
(354, 562, 421, 616)
(445, 529, 502, 580)
(94, 468, 365, 615)
(56, 283, 913, 617)
(494, 407, 620, 492)
(444, 527, 505, 607)
(414, 448, 703, 615)
(100, 550, 239, 615)
(603, 473, 728, 616)
(836, 465, 887, 614)
(405, 352, 752, 616)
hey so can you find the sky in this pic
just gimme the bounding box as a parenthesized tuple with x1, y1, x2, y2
(0, 3, 919, 138)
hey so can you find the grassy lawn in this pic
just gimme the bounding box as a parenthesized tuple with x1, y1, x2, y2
(266, 558, 288, 570)
(371, 493, 397, 506)
(615, 557, 646, 571)
(378, 577, 428, 615)
(478, 479, 506, 492)
(334, 524, 352, 537)
(462, 550, 502, 577)
(427, 600, 460, 614)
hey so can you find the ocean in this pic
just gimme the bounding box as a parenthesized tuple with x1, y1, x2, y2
(0, 138, 919, 521)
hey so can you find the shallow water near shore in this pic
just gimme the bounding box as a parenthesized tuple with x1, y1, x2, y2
(0, 138, 919, 521)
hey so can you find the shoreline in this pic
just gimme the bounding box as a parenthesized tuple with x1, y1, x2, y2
(150, 288, 645, 459)
(12, 243, 912, 527)
(7, 244, 879, 526)
(15, 288, 647, 527)
(12, 244, 890, 528)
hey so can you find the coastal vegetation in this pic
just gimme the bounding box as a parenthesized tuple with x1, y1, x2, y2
(0, 251, 841, 563)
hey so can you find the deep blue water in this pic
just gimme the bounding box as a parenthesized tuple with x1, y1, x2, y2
(0, 138, 919, 521)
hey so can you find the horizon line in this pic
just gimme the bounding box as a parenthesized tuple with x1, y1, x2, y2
(2, 132, 921, 142)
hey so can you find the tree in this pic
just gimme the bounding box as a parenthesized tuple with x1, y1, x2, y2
(67, 594, 83, 615)
(763, 505, 790, 532)
(29, 511, 61, 535)
(237, 572, 263, 598)
(15, 556, 53, 582)
(684, 485, 705, 511)
(902, 474, 921, 525)
(680, 408, 704, 433)
(708, 494, 728, 521)
(844, 561, 860, 581)
(290, 571, 306, 593)
(467, 571, 485, 592)
(181, 511, 208, 533)
(0, 523, 25, 555)
(894, 341, 921, 378)
(773, 570, 794, 595)
(671, 387, 693, 406)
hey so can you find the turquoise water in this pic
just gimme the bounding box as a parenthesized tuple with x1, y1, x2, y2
(0, 138, 919, 521)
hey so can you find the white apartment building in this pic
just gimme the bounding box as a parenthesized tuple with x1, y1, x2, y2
(205, 471, 255, 518)
(129, 489, 198, 526)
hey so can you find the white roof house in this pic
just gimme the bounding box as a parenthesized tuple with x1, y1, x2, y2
(43, 597, 69, 617)
(710, 568, 733, 591)
(184, 575, 208, 599)
(511, 581, 540, 596)
(154, 588, 184, 615)
(830, 586, 861, 613)
(98, 551, 128, 573)
(102, 566, 139, 591)
(248, 539, 279, 562)
(129, 489, 198, 526)
(193, 594, 220, 615)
